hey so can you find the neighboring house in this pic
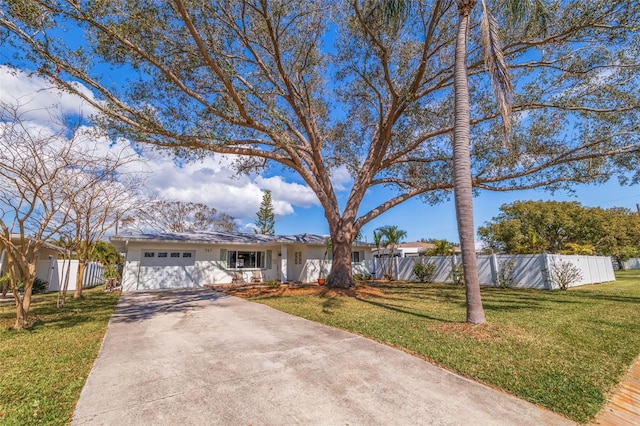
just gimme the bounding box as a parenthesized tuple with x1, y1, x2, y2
(373, 242, 461, 258)
(110, 231, 373, 291)
(0, 235, 100, 292)
(0, 235, 65, 288)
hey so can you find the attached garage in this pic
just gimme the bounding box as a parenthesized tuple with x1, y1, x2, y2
(137, 250, 196, 290)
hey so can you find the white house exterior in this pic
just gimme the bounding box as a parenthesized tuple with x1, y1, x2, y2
(373, 242, 461, 258)
(110, 231, 373, 291)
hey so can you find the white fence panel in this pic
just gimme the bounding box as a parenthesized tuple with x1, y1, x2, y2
(297, 260, 380, 282)
(47, 260, 104, 292)
(299, 254, 615, 289)
(370, 254, 614, 289)
(476, 256, 494, 285)
(622, 258, 640, 270)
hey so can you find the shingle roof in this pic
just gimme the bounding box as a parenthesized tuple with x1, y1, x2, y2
(110, 231, 372, 248)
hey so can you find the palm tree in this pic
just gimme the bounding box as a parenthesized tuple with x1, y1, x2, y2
(373, 0, 546, 323)
(376, 225, 407, 280)
(427, 239, 456, 257)
(373, 229, 383, 279)
(453, 0, 547, 323)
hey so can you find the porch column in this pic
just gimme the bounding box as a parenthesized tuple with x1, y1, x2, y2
(280, 245, 288, 283)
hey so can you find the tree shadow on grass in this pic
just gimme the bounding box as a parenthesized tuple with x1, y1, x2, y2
(354, 296, 458, 323)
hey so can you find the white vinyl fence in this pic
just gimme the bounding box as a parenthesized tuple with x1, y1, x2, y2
(300, 255, 615, 290)
(620, 258, 640, 270)
(44, 259, 105, 292)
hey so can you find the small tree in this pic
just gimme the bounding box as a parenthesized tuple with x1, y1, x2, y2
(450, 263, 465, 286)
(376, 225, 407, 280)
(57, 139, 144, 301)
(254, 190, 276, 235)
(548, 260, 583, 290)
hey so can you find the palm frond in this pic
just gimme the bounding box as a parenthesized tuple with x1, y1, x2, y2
(363, 0, 412, 32)
(505, 0, 549, 36)
(480, 0, 513, 137)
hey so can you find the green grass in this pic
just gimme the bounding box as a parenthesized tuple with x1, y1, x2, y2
(249, 271, 640, 423)
(0, 287, 120, 425)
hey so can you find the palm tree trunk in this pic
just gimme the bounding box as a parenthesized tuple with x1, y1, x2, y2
(454, 3, 486, 324)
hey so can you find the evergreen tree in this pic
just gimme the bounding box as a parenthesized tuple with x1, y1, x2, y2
(254, 190, 276, 235)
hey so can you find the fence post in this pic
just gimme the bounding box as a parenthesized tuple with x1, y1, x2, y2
(490, 254, 499, 286)
(540, 253, 552, 289)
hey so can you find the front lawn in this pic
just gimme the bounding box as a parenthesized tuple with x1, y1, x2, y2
(241, 272, 640, 423)
(0, 287, 120, 425)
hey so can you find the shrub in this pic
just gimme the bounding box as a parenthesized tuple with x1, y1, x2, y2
(353, 272, 373, 281)
(265, 279, 280, 288)
(497, 260, 517, 288)
(103, 263, 122, 280)
(0, 275, 48, 293)
(548, 260, 583, 290)
(30, 277, 49, 293)
(412, 261, 436, 283)
(450, 263, 464, 286)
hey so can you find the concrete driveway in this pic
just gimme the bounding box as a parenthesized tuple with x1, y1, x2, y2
(73, 288, 574, 425)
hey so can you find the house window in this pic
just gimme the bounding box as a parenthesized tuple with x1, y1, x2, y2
(144, 252, 155, 258)
(227, 250, 266, 269)
(351, 250, 365, 263)
(158, 252, 168, 258)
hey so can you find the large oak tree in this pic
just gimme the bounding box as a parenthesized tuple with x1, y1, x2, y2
(2, 1, 638, 290)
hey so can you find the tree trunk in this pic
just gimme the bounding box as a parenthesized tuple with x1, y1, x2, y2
(15, 297, 28, 329)
(14, 272, 35, 329)
(326, 226, 356, 289)
(21, 265, 36, 315)
(454, 4, 486, 324)
(387, 249, 394, 280)
(74, 259, 86, 298)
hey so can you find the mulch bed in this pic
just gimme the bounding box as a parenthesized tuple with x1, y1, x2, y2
(220, 283, 386, 299)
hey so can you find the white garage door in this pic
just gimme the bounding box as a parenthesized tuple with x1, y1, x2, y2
(137, 250, 196, 290)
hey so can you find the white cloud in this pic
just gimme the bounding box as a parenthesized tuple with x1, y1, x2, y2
(329, 165, 353, 191)
(1, 65, 322, 227)
(255, 175, 320, 211)
(0, 66, 97, 128)
(143, 153, 318, 220)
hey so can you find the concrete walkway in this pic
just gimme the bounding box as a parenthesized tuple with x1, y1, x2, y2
(73, 288, 574, 425)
